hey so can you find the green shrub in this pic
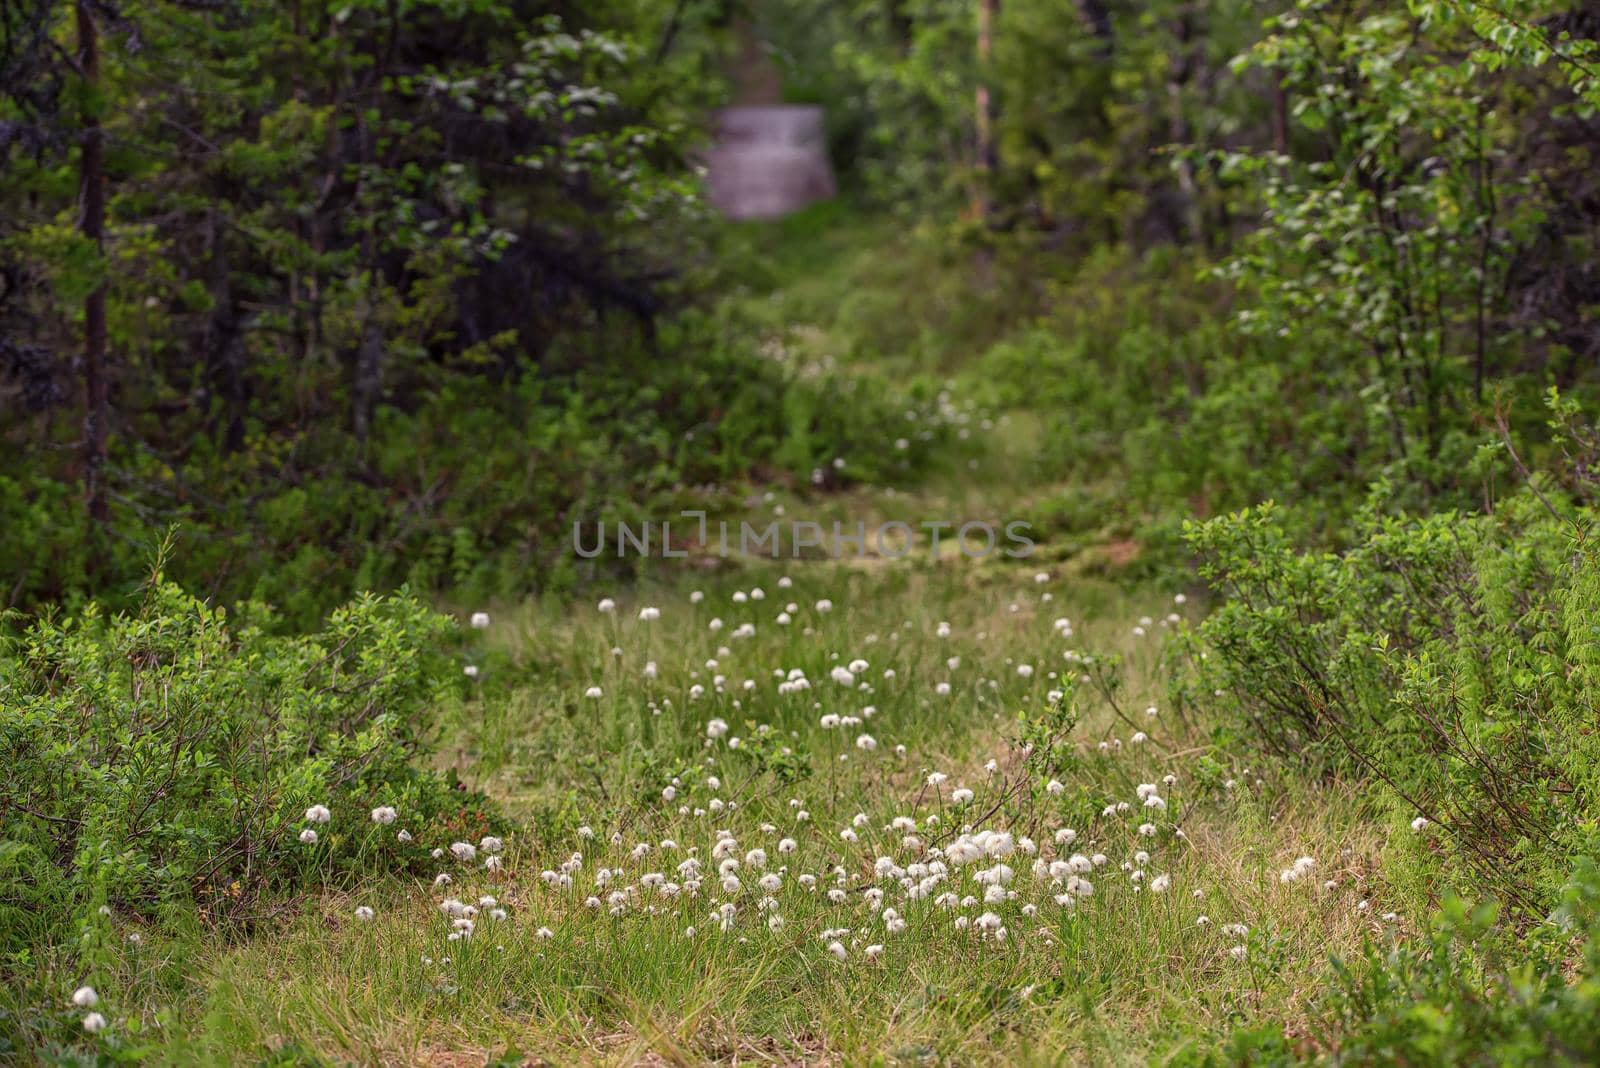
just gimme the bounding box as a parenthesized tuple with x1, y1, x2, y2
(1186, 481, 1598, 911)
(1303, 857, 1600, 1065)
(0, 315, 960, 626)
(1311, 881, 1600, 1065)
(1183, 859, 1600, 1066)
(0, 575, 495, 954)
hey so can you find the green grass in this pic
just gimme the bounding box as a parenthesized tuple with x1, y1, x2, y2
(66, 561, 1411, 1065)
(14, 209, 1440, 1068)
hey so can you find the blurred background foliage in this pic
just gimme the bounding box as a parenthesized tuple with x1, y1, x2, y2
(0, 0, 1597, 622)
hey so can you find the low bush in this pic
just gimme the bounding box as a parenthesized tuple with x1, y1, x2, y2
(1197, 858, 1600, 1066)
(1312, 867, 1600, 1066)
(0, 317, 962, 627)
(1186, 462, 1598, 911)
(0, 573, 495, 960)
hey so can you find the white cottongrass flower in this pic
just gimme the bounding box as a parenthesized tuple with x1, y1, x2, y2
(71, 986, 98, 1008)
(450, 841, 478, 863)
(946, 837, 985, 865)
(983, 831, 1016, 858)
(826, 940, 847, 961)
(974, 912, 1006, 937)
(1411, 816, 1429, 831)
(1281, 856, 1317, 883)
(354, 906, 375, 922)
(855, 734, 877, 751)
(463, 665, 479, 678)
(370, 806, 397, 825)
(638, 606, 661, 621)
(304, 804, 331, 824)
(598, 598, 616, 613)
(82, 1012, 107, 1034)
(706, 718, 729, 739)
(469, 612, 491, 629)
(585, 686, 604, 699)
(298, 829, 318, 844)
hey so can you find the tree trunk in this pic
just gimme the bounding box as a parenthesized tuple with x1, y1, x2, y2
(1075, 0, 1114, 57)
(76, 0, 109, 524)
(973, 0, 999, 222)
(1166, 3, 1203, 245)
(353, 305, 384, 442)
(201, 207, 248, 452)
(1272, 81, 1289, 158)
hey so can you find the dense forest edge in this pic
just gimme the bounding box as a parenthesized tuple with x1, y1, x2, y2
(4, 0, 1600, 1062)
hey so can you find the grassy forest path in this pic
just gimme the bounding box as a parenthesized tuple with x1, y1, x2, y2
(138, 208, 1395, 1067)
